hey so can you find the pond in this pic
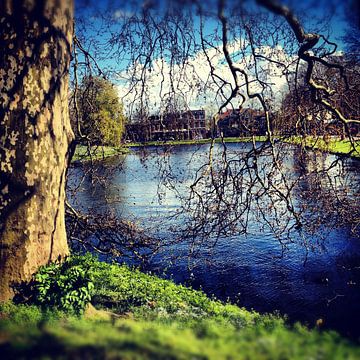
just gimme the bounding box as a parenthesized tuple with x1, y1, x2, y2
(68, 143, 360, 339)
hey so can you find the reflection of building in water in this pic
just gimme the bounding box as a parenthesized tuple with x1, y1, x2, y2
(126, 109, 207, 142)
(217, 108, 267, 137)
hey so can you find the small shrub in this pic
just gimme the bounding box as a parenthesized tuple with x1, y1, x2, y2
(28, 257, 94, 314)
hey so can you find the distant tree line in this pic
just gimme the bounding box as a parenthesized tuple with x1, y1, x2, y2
(275, 55, 360, 137)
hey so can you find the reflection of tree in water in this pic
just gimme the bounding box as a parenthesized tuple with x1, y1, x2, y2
(291, 149, 359, 241)
(67, 143, 359, 269)
(173, 144, 359, 256)
(67, 156, 163, 263)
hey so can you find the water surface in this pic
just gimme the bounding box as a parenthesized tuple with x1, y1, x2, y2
(68, 143, 360, 338)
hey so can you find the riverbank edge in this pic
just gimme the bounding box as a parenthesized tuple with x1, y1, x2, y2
(71, 136, 359, 165)
(71, 145, 129, 164)
(0, 254, 359, 359)
(127, 136, 360, 158)
(282, 136, 360, 159)
(126, 136, 267, 148)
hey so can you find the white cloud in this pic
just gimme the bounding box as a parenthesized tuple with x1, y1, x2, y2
(117, 40, 295, 117)
(113, 9, 134, 19)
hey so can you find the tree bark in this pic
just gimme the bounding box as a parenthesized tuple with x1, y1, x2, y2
(0, 0, 74, 301)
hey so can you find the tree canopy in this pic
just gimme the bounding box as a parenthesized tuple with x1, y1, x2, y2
(73, 76, 126, 146)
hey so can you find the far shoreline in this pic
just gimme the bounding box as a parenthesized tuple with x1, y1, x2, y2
(71, 136, 360, 164)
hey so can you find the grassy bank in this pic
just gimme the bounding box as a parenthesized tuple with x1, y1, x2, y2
(127, 136, 359, 158)
(0, 255, 358, 359)
(72, 145, 128, 163)
(284, 136, 360, 158)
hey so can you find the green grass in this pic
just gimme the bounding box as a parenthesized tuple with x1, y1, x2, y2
(284, 136, 360, 158)
(1, 302, 357, 359)
(0, 254, 359, 359)
(72, 145, 128, 162)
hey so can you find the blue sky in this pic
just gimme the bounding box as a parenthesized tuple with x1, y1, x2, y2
(74, 0, 351, 115)
(75, 0, 350, 68)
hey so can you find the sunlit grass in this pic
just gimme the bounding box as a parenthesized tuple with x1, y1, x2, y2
(0, 255, 359, 359)
(72, 144, 128, 162)
(284, 136, 360, 158)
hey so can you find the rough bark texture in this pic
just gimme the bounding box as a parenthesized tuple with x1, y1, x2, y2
(0, 0, 74, 301)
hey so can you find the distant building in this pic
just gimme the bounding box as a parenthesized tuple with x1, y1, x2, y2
(126, 109, 207, 142)
(217, 108, 267, 137)
(125, 122, 152, 143)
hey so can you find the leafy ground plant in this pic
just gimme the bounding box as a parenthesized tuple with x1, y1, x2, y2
(25, 257, 94, 314)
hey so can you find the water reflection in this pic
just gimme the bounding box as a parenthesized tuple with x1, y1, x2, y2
(67, 143, 360, 338)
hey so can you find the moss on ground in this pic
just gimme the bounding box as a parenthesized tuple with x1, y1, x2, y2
(0, 255, 359, 359)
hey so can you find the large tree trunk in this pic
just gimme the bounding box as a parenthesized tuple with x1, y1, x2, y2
(0, 0, 74, 301)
